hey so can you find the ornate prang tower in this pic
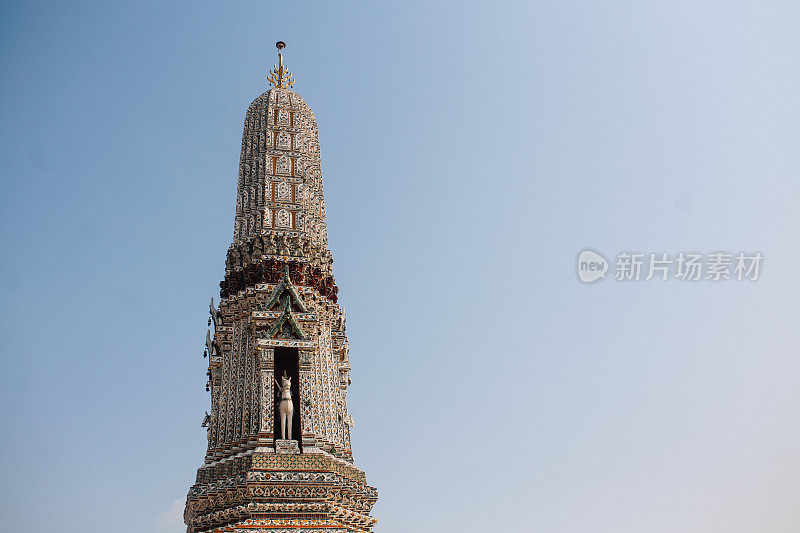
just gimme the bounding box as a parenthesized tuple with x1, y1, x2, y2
(184, 43, 378, 532)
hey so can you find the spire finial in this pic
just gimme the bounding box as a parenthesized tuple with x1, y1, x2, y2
(268, 41, 295, 88)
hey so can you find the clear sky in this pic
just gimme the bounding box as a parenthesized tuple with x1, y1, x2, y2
(1, 1, 799, 532)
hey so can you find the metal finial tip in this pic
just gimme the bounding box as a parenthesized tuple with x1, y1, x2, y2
(267, 42, 295, 88)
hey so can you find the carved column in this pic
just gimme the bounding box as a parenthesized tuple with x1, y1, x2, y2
(258, 347, 274, 443)
(299, 348, 315, 447)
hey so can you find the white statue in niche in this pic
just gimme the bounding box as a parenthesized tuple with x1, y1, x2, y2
(274, 371, 294, 440)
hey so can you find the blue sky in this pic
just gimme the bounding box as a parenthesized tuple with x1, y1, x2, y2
(1, 1, 799, 531)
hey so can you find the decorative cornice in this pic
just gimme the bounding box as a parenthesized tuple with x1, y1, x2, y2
(220, 258, 338, 303)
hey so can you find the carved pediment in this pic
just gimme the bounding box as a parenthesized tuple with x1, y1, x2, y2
(263, 264, 308, 313)
(267, 296, 306, 340)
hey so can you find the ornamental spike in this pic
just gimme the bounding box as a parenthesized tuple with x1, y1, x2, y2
(267, 41, 295, 88)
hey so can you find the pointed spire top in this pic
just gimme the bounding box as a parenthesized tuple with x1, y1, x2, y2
(267, 41, 295, 89)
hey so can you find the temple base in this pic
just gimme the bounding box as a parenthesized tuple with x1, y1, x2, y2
(186, 451, 378, 533)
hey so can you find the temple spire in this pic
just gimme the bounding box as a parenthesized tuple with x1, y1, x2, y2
(267, 41, 295, 88)
(185, 54, 378, 531)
